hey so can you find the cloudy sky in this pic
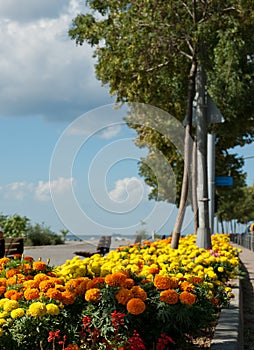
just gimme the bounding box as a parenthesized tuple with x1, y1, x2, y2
(0, 0, 253, 237)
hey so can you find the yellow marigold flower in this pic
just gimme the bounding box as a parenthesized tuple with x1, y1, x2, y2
(85, 288, 101, 302)
(218, 267, 224, 273)
(28, 302, 47, 317)
(126, 298, 146, 315)
(130, 286, 147, 301)
(115, 288, 132, 305)
(0, 327, 3, 336)
(24, 288, 40, 301)
(179, 291, 197, 305)
(0, 318, 7, 325)
(0, 299, 9, 309)
(0, 311, 8, 318)
(33, 261, 47, 271)
(3, 300, 19, 312)
(160, 289, 179, 305)
(11, 308, 25, 319)
(46, 303, 60, 315)
(105, 272, 127, 287)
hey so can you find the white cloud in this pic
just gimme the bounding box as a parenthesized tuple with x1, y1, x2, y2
(1, 181, 34, 200)
(0, 178, 74, 202)
(109, 177, 147, 202)
(35, 177, 74, 201)
(0, 0, 111, 122)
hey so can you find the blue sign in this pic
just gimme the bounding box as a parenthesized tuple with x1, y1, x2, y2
(215, 176, 233, 186)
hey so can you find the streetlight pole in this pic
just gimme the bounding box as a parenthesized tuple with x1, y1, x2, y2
(195, 66, 211, 249)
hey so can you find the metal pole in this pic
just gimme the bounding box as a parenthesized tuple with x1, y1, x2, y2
(207, 133, 215, 236)
(195, 66, 211, 249)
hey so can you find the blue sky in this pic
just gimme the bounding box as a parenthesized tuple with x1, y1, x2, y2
(0, 1, 253, 237)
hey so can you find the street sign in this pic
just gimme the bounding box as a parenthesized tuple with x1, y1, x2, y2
(215, 176, 233, 186)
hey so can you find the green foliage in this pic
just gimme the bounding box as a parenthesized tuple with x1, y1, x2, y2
(0, 214, 29, 238)
(0, 213, 63, 246)
(69, 0, 254, 209)
(26, 223, 64, 246)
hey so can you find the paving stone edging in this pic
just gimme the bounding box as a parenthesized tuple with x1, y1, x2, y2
(211, 278, 243, 350)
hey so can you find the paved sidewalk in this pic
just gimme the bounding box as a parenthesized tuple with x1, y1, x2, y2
(211, 244, 254, 349)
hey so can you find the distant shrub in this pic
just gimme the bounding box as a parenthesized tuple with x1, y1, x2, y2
(26, 223, 64, 246)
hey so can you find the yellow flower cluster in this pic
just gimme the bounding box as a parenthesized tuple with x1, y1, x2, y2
(56, 234, 240, 288)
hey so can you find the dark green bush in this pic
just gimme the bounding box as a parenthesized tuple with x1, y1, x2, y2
(26, 223, 64, 246)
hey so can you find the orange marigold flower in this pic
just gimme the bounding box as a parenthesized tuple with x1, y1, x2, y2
(123, 278, 135, 289)
(0, 286, 6, 295)
(13, 254, 22, 259)
(126, 298, 146, 315)
(23, 280, 40, 289)
(6, 269, 20, 278)
(105, 272, 127, 287)
(189, 277, 203, 284)
(180, 281, 194, 292)
(45, 288, 62, 301)
(39, 280, 55, 292)
(160, 289, 179, 305)
(66, 278, 89, 296)
(179, 291, 197, 305)
(5, 290, 23, 301)
(0, 257, 10, 266)
(86, 277, 104, 289)
(115, 288, 132, 305)
(24, 288, 40, 301)
(33, 261, 47, 271)
(149, 267, 160, 275)
(22, 263, 33, 273)
(34, 273, 49, 282)
(154, 275, 178, 290)
(61, 291, 75, 305)
(50, 277, 64, 285)
(66, 345, 79, 350)
(85, 288, 101, 302)
(0, 278, 7, 287)
(211, 297, 219, 305)
(23, 256, 34, 262)
(130, 286, 147, 301)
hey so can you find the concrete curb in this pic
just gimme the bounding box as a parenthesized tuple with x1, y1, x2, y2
(211, 278, 243, 350)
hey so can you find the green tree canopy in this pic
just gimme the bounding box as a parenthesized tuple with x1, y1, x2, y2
(69, 1, 254, 238)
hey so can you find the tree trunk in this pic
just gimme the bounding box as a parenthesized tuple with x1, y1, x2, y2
(171, 58, 197, 249)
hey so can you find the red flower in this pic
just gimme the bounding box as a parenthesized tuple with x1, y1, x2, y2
(48, 330, 61, 342)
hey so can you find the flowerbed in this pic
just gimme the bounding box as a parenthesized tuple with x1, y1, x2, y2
(0, 234, 241, 349)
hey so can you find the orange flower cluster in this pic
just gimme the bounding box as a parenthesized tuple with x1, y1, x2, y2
(126, 298, 146, 315)
(160, 289, 179, 305)
(154, 275, 179, 290)
(0, 257, 92, 307)
(179, 291, 197, 305)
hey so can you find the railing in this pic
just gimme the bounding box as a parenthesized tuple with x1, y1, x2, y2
(230, 233, 254, 251)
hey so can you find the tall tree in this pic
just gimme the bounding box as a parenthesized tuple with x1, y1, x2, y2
(69, 0, 254, 247)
